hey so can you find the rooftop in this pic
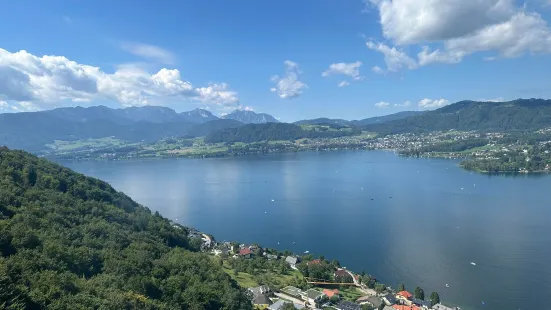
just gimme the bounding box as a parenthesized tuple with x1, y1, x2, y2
(281, 286, 304, 298)
(397, 291, 413, 299)
(305, 289, 325, 300)
(335, 300, 362, 310)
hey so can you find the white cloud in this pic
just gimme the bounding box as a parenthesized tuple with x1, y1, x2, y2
(394, 100, 411, 107)
(0, 48, 239, 111)
(366, 0, 515, 45)
(366, 41, 417, 71)
(0, 100, 39, 112)
(419, 98, 449, 109)
(120, 42, 176, 65)
(338, 81, 350, 87)
(365, 1, 551, 70)
(322, 61, 363, 79)
(375, 101, 391, 108)
(372, 66, 385, 75)
(270, 60, 307, 99)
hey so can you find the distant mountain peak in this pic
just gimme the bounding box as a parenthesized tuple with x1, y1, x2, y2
(222, 109, 279, 124)
(179, 108, 218, 123)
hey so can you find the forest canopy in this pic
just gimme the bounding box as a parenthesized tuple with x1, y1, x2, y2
(0, 147, 251, 310)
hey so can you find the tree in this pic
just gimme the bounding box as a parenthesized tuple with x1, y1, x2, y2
(414, 286, 424, 300)
(375, 283, 386, 294)
(330, 295, 339, 303)
(398, 283, 406, 292)
(281, 303, 296, 310)
(429, 292, 440, 306)
(361, 304, 375, 310)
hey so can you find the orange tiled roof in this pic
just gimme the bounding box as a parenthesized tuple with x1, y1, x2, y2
(397, 291, 413, 299)
(392, 305, 420, 310)
(322, 289, 339, 297)
(307, 259, 321, 265)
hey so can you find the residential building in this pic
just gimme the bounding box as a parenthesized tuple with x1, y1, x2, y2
(268, 300, 305, 310)
(280, 286, 304, 300)
(396, 291, 413, 305)
(301, 289, 326, 306)
(382, 293, 397, 306)
(239, 248, 253, 259)
(412, 298, 431, 309)
(335, 300, 362, 310)
(322, 289, 339, 299)
(356, 296, 383, 308)
(383, 307, 395, 310)
(248, 285, 272, 298)
(334, 269, 352, 282)
(253, 294, 272, 309)
(307, 259, 321, 266)
(392, 305, 420, 310)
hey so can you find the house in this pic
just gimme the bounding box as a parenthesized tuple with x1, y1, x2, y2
(396, 291, 413, 305)
(265, 253, 279, 260)
(322, 289, 339, 299)
(301, 289, 326, 306)
(356, 296, 383, 309)
(335, 300, 362, 310)
(383, 307, 395, 310)
(280, 286, 304, 300)
(239, 248, 253, 258)
(334, 269, 352, 282)
(268, 300, 305, 310)
(248, 285, 272, 298)
(285, 256, 299, 267)
(307, 259, 321, 266)
(412, 298, 431, 309)
(382, 293, 397, 305)
(392, 305, 420, 310)
(252, 294, 272, 309)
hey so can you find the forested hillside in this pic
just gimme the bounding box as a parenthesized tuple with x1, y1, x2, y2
(363, 99, 551, 134)
(204, 123, 360, 143)
(0, 147, 251, 309)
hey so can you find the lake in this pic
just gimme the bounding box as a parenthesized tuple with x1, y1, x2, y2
(62, 151, 551, 310)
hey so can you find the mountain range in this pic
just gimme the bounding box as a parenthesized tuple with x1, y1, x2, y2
(2, 99, 551, 152)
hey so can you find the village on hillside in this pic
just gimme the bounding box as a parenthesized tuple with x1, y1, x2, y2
(187, 228, 461, 310)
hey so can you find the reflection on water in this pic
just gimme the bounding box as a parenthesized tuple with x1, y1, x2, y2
(63, 151, 551, 310)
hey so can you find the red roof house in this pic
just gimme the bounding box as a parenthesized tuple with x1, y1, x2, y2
(322, 289, 340, 298)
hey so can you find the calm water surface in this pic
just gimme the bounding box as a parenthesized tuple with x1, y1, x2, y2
(63, 151, 551, 310)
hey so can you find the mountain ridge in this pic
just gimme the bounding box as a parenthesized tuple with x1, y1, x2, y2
(222, 110, 279, 124)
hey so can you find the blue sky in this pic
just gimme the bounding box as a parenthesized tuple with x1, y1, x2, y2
(1, 0, 551, 121)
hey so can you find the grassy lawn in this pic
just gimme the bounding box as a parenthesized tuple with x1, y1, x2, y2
(46, 137, 127, 151)
(337, 286, 364, 301)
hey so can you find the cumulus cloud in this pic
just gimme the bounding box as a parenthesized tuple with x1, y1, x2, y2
(365, 0, 551, 70)
(270, 60, 307, 99)
(0, 48, 239, 111)
(120, 42, 177, 64)
(366, 41, 417, 71)
(419, 98, 449, 109)
(375, 101, 391, 108)
(366, 0, 515, 45)
(322, 61, 363, 78)
(338, 81, 350, 87)
(372, 66, 385, 75)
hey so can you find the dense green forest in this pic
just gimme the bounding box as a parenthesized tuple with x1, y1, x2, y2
(364, 99, 551, 134)
(204, 123, 360, 143)
(0, 147, 251, 309)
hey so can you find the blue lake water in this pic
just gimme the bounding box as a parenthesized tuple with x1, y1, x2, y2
(62, 151, 551, 310)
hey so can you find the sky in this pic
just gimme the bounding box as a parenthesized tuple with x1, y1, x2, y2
(1, 0, 551, 122)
